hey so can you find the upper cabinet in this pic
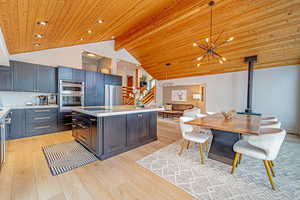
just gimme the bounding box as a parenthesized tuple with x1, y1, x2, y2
(58, 66, 85, 82)
(0, 66, 12, 91)
(85, 70, 104, 106)
(10, 60, 57, 93)
(12, 61, 37, 92)
(36, 65, 57, 93)
(104, 74, 122, 86)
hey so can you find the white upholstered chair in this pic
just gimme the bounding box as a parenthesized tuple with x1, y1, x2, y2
(178, 117, 210, 164)
(260, 121, 281, 128)
(261, 116, 278, 122)
(183, 108, 201, 118)
(232, 128, 287, 190)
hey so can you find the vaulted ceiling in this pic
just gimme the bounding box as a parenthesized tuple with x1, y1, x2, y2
(0, 0, 299, 80)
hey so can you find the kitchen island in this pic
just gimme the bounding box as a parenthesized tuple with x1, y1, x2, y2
(72, 105, 164, 160)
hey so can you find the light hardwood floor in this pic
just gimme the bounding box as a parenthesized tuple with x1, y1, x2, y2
(0, 120, 196, 200)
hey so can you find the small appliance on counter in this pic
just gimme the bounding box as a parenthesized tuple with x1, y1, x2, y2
(37, 95, 48, 105)
(48, 94, 57, 105)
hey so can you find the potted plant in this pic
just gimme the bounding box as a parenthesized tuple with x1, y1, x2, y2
(140, 75, 148, 87)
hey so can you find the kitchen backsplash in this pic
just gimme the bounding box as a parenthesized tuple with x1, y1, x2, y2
(0, 92, 55, 106)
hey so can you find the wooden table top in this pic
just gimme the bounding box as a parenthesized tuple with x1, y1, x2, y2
(186, 113, 262, 135)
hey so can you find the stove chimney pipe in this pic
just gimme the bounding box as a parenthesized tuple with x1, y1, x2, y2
(244, 55, 257, 113)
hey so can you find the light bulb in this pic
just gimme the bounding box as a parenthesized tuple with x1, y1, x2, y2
(222, 57, 226, 61)
(193, 43, 198, 47)
(205, 38, 209, 43)
(227, 37, 234, 42)
(197, 56, 203, 61)
(219, 59, 224, 64)
(197, 63, 201, 68)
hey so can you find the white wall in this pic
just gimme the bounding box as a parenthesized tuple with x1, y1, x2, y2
(9, 40, 140, 72)
(157, 65, 300, 134)
(0, 28, 10, 66)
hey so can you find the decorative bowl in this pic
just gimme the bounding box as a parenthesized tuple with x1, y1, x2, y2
(221, 110, 236, 120)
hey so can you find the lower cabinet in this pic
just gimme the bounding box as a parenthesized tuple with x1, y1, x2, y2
(103, 115, 127, 156)
(126, 112, 150, 148)
(9, 108, 58, 139)
(58, 111, 74, 131)
(9, 109, 26, 139)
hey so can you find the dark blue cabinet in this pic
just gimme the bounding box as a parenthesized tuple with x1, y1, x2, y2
(12, 61, 36, 92)
(58, 66, 85, 82)
(58, 66, 73, 81)
(85, 71, 104, 106)
(0, 66, 12, 91)
(9, 109, 26, 139)
(104, 74, 122, 86)
(36, 65, 57, 93)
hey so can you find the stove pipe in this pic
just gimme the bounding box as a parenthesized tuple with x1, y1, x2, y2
(244, 55, 257, 113)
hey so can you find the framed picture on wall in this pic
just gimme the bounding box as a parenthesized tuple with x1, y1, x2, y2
(171, 90, 187, 101)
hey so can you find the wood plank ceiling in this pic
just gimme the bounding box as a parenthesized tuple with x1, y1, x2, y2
(0, 0, 299, 80)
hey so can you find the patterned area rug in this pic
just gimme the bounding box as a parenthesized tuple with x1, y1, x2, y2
(137, 140, 300, 200)
(42, 141, 98, 176)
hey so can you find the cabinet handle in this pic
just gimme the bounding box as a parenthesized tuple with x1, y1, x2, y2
(90, 118, 96, 121)
(78, 124, 87, 129)
(138, 114, 143, 118)
(64, 115, 73, 117)
(34, 109, 50, 112)
(34, 117, 51, 120)
(64, 123, 73, 126)
(33, 125, 50, 130)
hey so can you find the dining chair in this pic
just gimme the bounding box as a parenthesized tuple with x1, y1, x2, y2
(261, 116, 278, 122)
(183, 108, 201, 118)
(232, 128, 287, 190)
(260, 121, 281, 128)
(178, 117, 210, 164)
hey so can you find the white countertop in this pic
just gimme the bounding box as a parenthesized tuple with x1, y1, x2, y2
(0, 105, 59, 119)
(72, 105, 164, 117)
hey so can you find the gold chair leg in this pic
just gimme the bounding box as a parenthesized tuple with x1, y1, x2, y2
(231, 153, 240, 174)
(270, 161, 274, 167)
(268, 161, 276, 177)
(205, 141, 209, 152)
(263, 160, 276, 190)
(186, 141, 190, 149)
(238, 154, 243, 164)
(178, 140, 187, 156)
(199, 143, 205, 164)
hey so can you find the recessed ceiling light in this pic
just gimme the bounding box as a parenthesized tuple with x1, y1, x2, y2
(87, 53, 95, 57)
(111, 36, 115, 39)
(37, 21, 48, 26)
(34, 43, 40, 47)
(165, 63, 171, 66)
(96, 20, 104, 24)
(35, 34, 44, 38)
(80, 37, 84, 41)
(87, 30, 92, 34)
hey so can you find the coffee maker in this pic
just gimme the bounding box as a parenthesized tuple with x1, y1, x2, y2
(37, 95, 48, 105)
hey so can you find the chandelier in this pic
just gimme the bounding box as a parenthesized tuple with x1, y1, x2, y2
(193, 1, 234, 67)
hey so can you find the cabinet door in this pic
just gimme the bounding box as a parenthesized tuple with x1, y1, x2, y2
(84, 70, 96, 106)
(36, 65, 57, 93)
(58, 66, 73, 81)
(73, 68, 85, 82)
(96, 73, 104, 106)
(12, 61, 36, 92)
(149, 112, 157, 139)
(112, 75, 122, 86)
(126, 113, 140, 147)
(0, 66, 12, 91)
(9, 109, 26, 139)
(103, 115, 126, 155)
(138, 112, 150, 143)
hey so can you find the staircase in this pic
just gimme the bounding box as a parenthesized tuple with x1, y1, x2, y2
(122, 86, 156, 105)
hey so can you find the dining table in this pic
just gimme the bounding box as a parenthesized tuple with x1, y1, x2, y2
(185, 113, 262, 165)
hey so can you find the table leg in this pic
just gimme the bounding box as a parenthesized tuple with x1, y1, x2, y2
(208, 129, 241, 165)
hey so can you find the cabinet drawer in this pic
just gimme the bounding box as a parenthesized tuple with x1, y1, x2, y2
(26, 122, 57, 136)
(26, 108, 57, 116)
(27, 114, 57, 123)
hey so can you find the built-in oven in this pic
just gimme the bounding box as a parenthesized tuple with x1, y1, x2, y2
(59, 80, 84, 110)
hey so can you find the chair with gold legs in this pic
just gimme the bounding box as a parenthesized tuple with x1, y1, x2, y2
(178, 117, 210, 164)
(231, 128, 286, 190)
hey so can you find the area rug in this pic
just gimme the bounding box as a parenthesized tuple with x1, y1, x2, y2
(137, 140, 300, 200)
(42, 141, 98, 176)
